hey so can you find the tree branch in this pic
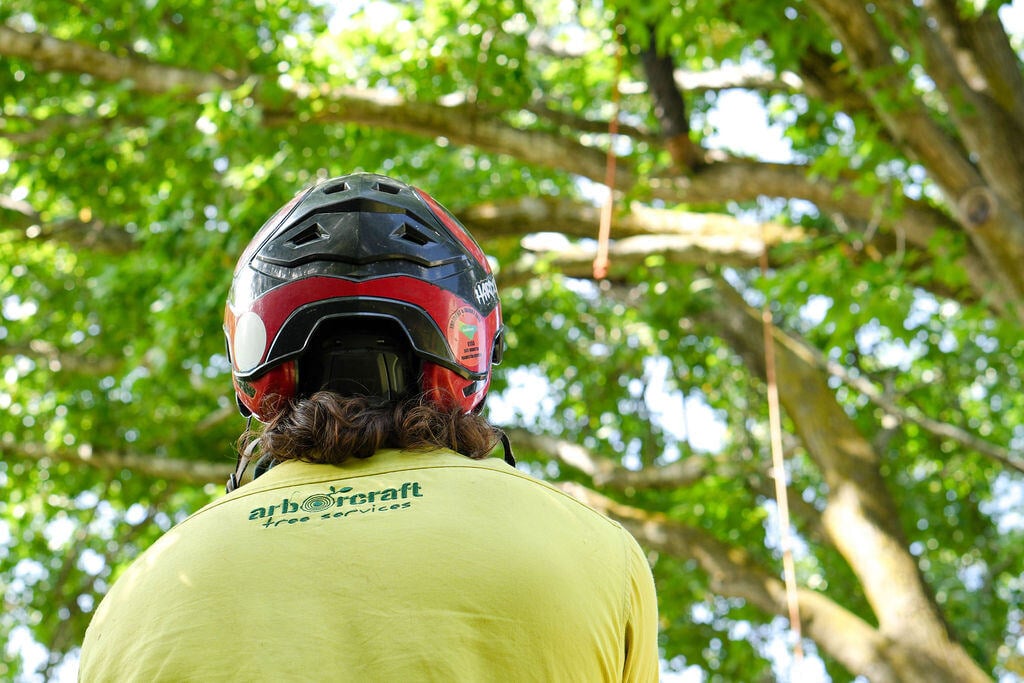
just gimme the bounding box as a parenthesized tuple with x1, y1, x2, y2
(673, 64, 803, 94)
(0, 24, 240, 95)
(1, 194, 135, 254)
(2, 24, 970, 252)
(700, 278, 990, 683)
(559, 482, 904, 682)
(947, 2, 1024, 124)
(638, 25, 704, 171)
(264, 85, 614, 184)
(4, 441, 232, 485)
(876, 0, 1024, 215)
(510, 232, 766, 280)
(7, 23, 1005, 306)
(804, 0, 981, 196)
(462, 197, 808, 245)
(506, 427, 709, 489)
(647, 161, 1007, 309)
(822, 352, 1024, 474)
(805, 0, 1024, 308)
(0, 338, 121, 375)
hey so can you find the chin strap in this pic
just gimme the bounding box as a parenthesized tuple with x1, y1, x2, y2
(227, 417, 258, 494)
(500, 430, 516, 467)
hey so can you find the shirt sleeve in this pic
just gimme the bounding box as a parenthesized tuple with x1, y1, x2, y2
(621, 534, 660, 683)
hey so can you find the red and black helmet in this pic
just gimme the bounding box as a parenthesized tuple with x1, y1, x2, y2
(224, 173, 503, 421)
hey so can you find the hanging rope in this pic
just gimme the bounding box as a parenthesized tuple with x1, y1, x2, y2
(759, 225, 805, 671)
(593, 42, 623, 281)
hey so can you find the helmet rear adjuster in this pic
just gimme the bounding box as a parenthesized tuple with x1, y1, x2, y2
(299, 321, 415, 400)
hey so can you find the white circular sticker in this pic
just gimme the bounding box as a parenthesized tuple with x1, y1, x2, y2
(233, 311, 267, 372)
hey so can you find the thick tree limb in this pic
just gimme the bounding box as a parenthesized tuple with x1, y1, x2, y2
(805, 0, 1024, 308)
(909, 0, 1024, 213)
(460, 198, 807, 244)
(673, 64, 803, 94)
(639, 26, 703, 171)
(0, 339, 121, 375)
(510, 233, 765, 280)
(1, 23, 981, 277)
(0, 24, 239, 95)
(263, 85, 614, 183)
(700, 278, 990, 683)
(521, 98, 653, 141)
(4, 441, 232, 485)
(0, 195, 135, 254)
(6, 22, 1005, 309)
(804, 0, 981, 195)
(560, 482, 904, 683)
(648, 161, 1007, 309)
(945, 1, 1024, 124)
(506, 428, 709, 489)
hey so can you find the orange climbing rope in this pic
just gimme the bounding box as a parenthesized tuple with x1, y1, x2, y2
(759, 226, 805, 671)
(594, 45, 623, 281)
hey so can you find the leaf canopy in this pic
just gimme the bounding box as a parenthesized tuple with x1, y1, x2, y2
(2, 0, 1024, 681)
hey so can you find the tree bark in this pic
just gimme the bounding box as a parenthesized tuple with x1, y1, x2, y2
(699, 278, 991, 683)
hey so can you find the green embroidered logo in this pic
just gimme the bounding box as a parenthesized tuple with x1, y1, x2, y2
(248, 481, 424, 528)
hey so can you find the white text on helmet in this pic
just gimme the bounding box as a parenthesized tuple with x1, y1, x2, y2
(474, 277, 499, 308)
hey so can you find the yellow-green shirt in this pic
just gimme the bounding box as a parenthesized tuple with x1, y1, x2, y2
(79, 449, 659, 682)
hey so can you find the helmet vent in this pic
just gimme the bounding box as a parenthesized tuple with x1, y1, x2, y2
(373, 181, 401, 195)
(288, 223, 328, 247)
(394, 222, 434, 246)
(323, 181, 351, 195)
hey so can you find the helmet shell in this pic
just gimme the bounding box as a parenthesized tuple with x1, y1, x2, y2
(224, 173, 502, 420)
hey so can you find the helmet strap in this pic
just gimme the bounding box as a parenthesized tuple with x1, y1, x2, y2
(499, 430, 516, 467)
(226, 416, 258, 493)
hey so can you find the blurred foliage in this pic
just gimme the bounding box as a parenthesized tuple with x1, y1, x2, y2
(1, 0, 1023, 681)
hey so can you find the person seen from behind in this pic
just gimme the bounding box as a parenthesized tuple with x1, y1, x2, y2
(79, 172, 660, 681)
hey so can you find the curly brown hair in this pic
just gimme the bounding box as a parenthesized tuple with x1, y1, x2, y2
(237, 392, 501, 465)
